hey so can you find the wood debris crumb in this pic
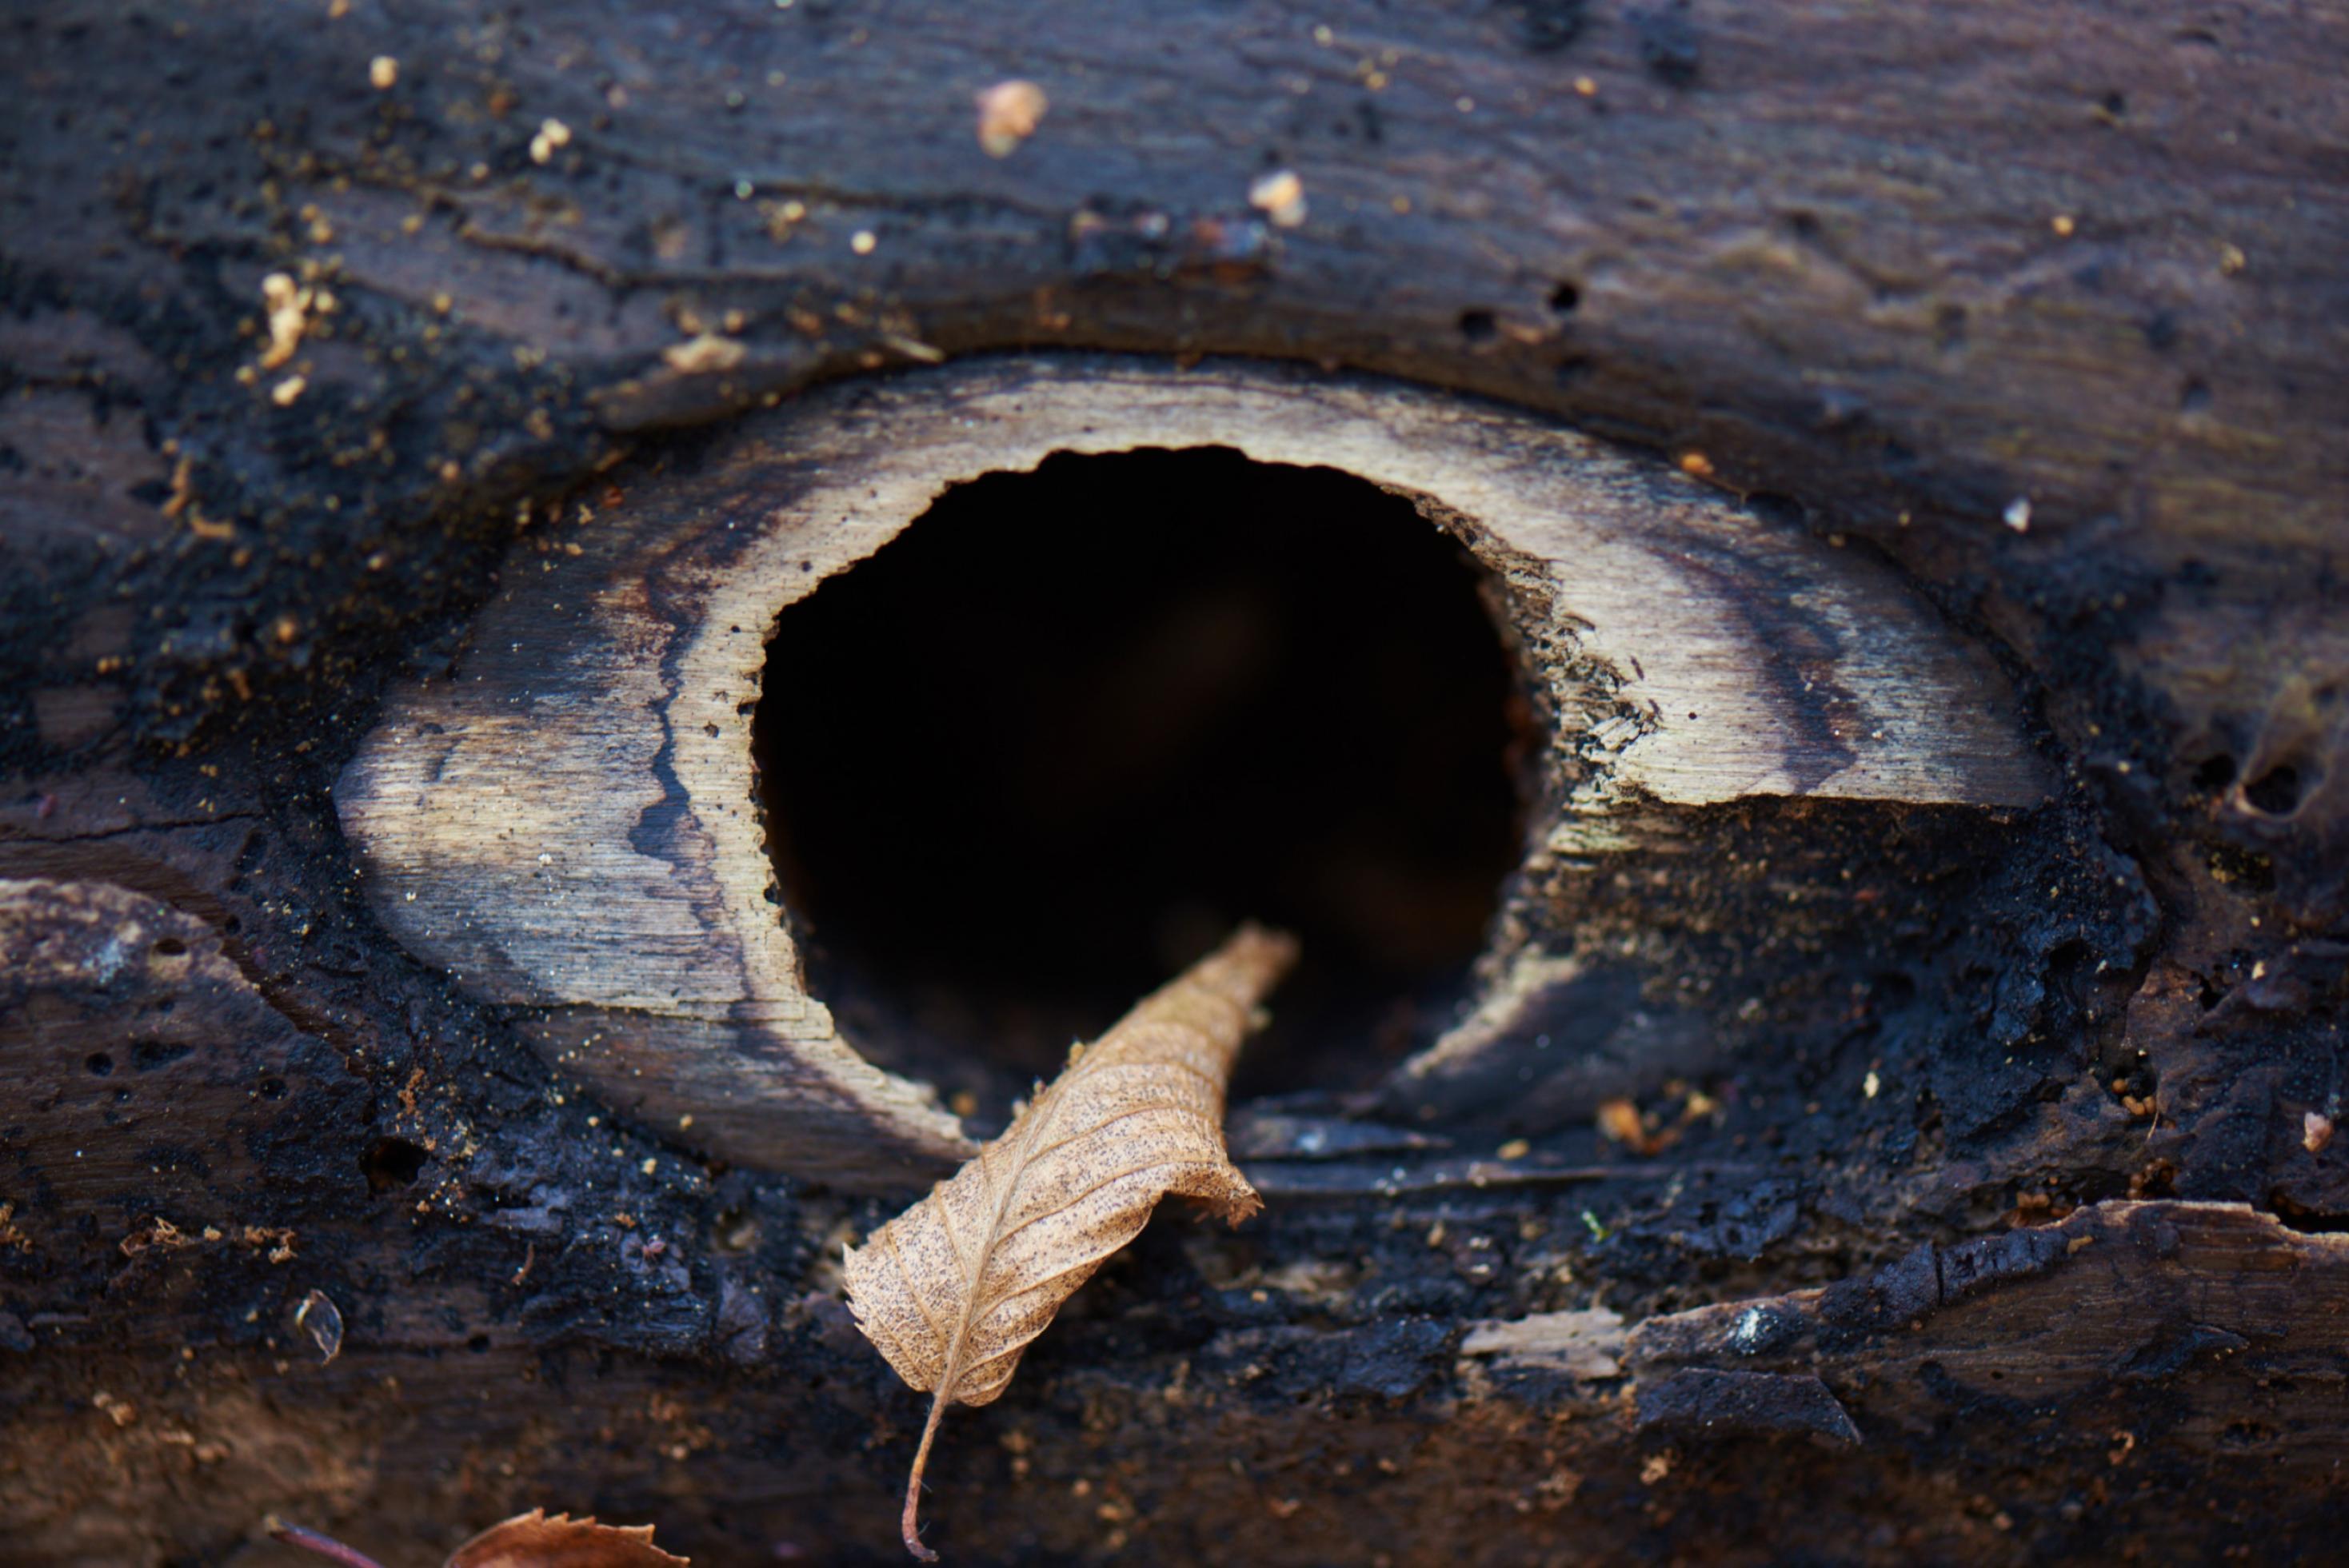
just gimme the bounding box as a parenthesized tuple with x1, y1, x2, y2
(121, 1216, 194, 1257)
(878, 332, 945, 364)
(369, 55, 397, 90)
(529, 118, 572, 165)
(244, 1225, 298, 1263)
(661, 333, 748, 374)
(974, 79, 1047, 157)
(259, 273, 309, 369)
(2306, 1111, 2335, 1154)
(1248, 169, 1308, 228)
(161, 456, 196, 519)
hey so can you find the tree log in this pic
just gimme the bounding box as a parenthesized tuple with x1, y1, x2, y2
(4, 0, 2347, 1562)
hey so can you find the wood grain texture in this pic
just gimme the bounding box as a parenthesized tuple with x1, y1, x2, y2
(0, 876, 341, 1255)
(1627, 1200, 2349, 1468)
(336, 356, 2046, 1186)
(0, 852, 2337, 1560)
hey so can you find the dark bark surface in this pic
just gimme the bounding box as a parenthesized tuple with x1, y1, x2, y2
(4, 1, 2348, 1562)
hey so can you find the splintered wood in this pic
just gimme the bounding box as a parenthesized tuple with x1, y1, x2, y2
(844, 924, 1295, 1560)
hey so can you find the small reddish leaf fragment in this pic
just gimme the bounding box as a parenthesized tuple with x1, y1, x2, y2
(445, 1508, 689, 1566)
(268, 1510, 685, 1567)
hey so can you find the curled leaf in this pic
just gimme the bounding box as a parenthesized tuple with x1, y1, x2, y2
(845, 924, 1296, 1559)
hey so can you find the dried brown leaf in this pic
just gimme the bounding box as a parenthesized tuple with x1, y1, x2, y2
(444, 1508, 688, 1567)
(845, 924, 1296, 1559)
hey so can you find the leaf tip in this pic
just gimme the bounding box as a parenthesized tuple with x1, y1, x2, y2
(1230, 920, 1301, 974)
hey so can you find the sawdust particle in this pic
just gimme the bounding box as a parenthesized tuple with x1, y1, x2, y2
(1248, 169, 1308, 228)
(975, 79, 1048, 157)
(529, 118, 573, 165)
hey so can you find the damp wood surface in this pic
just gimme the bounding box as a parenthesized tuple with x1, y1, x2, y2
(4, 0, 2349, 1562)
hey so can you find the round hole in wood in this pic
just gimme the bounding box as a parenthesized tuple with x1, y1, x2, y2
(756, 447, 1532, 1116)
(338, 357, 2052, 1189)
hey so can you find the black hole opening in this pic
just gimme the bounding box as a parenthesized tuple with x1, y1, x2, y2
(152, 936, 186, 957)
(1456, 309, 1499, 344)
(2270, 1191, 2349, 1234)
(2243, 764, 2304, 816)
(757, 448, 1530, 1121)
(363, 1135, 429, 1194)
(85, 1052, 113, 1077)
(1548, 282, 1580, 316)
(1744, 492, 1807, 530)
(129, 1039, 192, 1072)
(2191, 753, 2238, 793)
